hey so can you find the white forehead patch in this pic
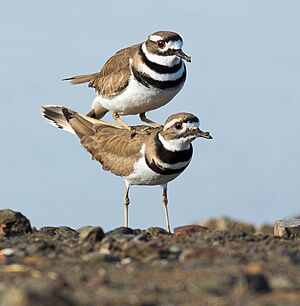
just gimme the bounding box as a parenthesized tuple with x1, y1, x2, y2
(167, 40, 183, 50)
(184, 121, 200, 129)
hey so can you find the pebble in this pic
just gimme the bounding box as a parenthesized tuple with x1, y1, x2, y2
(0, 248, 14, 256)
(78, 226, 105, 243)
(39, 226, 78, 238)
(145, 227, 169, 236)
(1, 209, 300, 305)
(244, 273, 271, 293)
(174, 225, 209, 236)
(105, 226, 135, 236)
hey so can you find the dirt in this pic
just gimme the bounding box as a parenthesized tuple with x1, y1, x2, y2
(0, 209, 300, 306)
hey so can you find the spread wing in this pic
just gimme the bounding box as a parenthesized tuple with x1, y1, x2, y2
(81, 125, 154, 177)
(59, 108, 157, 177)
(88, 44, 141, 97)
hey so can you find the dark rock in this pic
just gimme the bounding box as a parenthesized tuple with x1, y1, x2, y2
(39, 226, 57, 236)
(55, 226, 78, 238)
(145, 227, 169, 236)
(78, 226, 105, 243)
(0, 209, 32, 236)
(111, 233, 135, 243)
(39, 226, 78, 238)
(174, 225, 209, 236)
(133, 233, 151, 242)
(244, 273, 271, 293)
(105, 226, 135, 236)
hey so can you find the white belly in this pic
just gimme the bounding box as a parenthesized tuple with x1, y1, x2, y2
(124, 157, 180, 186)
(92, 75, 184, 115)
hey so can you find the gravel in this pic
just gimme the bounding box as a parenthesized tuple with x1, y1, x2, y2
(1, 209, 300, 306)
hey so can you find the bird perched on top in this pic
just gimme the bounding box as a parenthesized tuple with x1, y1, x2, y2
(63, 30, 191, 130)
(41, 105, 212, 232)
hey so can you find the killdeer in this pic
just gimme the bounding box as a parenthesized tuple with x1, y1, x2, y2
(63, 31, 191, 130)
(41, 106, 212, 232)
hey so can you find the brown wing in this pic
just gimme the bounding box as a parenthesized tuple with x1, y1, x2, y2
(81, 125, 156, 177)
(88, 43, 141, 97)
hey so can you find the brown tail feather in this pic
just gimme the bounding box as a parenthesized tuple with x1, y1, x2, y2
(41, 105, 75, 134)
(62, 108, 95, 139)
(62, 73, 97, 85)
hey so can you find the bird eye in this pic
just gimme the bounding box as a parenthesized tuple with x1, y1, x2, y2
(156, 40, 166, 49)
(173, 122, 183, 130)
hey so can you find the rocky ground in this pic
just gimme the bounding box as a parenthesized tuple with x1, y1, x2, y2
(1, 209, 300, 306)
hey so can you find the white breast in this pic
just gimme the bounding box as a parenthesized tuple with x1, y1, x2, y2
(123, 144, 180, 186)
(93, 76, 183, 116)
(92, 59, 185, 116)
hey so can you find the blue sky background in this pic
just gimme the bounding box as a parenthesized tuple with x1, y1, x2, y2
(1, 1, 299, 231)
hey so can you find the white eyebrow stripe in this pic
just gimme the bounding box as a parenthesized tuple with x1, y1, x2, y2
(164, 119, 199, 130)
(149, 35, 163, 42)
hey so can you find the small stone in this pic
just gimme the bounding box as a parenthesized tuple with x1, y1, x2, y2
(145, 227, 169, 236)
(0, 209, 32, 236)
(274, 219, 300, 238)
(244, 273, 271, 293)
(133, 233, 150, 242)
(0, 248, 14, 256)
(168, 244, 182, 253)
(39, 226, 57, 236)
(24, 255, 47, 267)
(120, 257, 132, 265)
(105, 227, 134, 236)
(174, 225, 209, 237)
(270, 275, 298, 291)
(112, 234, 135, 243)
(78, 226, 105, 243)
(55, 226, 78, 238)
(39, 226, 78, 238)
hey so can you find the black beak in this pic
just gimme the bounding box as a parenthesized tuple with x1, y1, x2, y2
(194, 128, 212, 139)
(174, 49, 192, 62)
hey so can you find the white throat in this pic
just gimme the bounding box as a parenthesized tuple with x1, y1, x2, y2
(158, 133, 191, 152)
(142, 43, 180, 67)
